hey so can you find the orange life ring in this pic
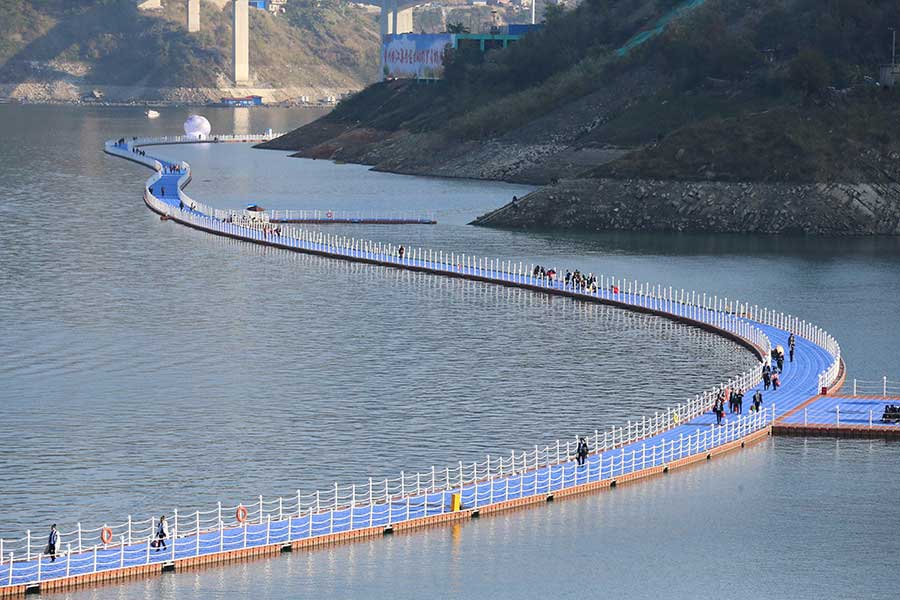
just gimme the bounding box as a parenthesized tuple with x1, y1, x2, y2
(326, 211, 334, 219)
(101, 527, 113, 544)
(236, 505, 248, 523)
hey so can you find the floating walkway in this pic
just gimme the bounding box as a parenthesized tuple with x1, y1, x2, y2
(0, 135, 843, 597)
(774, 391, 900, 438)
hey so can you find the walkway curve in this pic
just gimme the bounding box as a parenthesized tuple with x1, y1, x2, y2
(0, 135, 842, 596)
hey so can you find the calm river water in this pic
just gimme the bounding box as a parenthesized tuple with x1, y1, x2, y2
(1, 105, 899, 599)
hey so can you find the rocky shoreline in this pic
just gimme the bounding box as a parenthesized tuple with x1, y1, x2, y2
(471, 177, 900, 235)
(262, 125, 900, 235)
(0, 81, 355, 106)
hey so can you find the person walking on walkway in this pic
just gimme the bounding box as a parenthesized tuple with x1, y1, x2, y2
(155, 515, 169, 552)
(735, 390, 744, 414)
(753, 390, 763, 412)
(789, 333, 796, 362)
(576, 437, 589, 466)
(715, 399, 724, 425)
(763, 365, 772, 390)
(46, 524, 59, 562)
(772, 371, 781, 391)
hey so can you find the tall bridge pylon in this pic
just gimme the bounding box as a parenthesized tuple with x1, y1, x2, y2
(233, 0, 250, 84)
(187, 0, 200, 32)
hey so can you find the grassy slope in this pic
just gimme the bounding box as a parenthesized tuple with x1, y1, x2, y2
(0, 0, 379, 88)
(594, 95, 900, 183)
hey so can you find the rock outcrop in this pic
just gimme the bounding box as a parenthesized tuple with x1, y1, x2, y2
(472, 178, 900, 235)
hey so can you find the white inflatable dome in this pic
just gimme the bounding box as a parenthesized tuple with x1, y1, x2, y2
(183, 114, 212, 139)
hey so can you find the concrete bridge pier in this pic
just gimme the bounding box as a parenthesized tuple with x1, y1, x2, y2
(391, 0, 399, 36)
(380, 0, 414, 37)
(380, 0, 393, 36)
(187, 0, 200, 32)
(233, 0, 249, 84)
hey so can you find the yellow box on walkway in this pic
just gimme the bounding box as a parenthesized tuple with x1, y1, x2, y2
(451, 493, 462, 512)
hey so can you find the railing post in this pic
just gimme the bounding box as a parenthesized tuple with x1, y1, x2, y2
(66, 544, 71, 577)
(196, 512, 201, 556)
(26, 530, 30, 561)
(128, 515, 132, 545)
(7, 553, 12, 586)
(172, 508, 177, 562)
(266, 515, 271, 546)
(121, 536, 126, 567)
(93, 545, 98, 574)
(885, 376, 889, 397)
(836, 405, 840, 426)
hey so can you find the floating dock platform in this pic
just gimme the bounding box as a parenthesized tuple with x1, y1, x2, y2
(774, 395, 900, 438)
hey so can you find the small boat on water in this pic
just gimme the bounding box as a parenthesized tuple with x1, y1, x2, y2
(146, 109, 160, 119)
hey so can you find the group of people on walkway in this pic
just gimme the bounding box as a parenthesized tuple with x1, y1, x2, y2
(532, 265, 557, 281)
(882, 404, 900, 423)
(762, 333, 795, 391)
(530, 265, 619, 294)
(712, 333, 797, 424)
(565, 270, 598, 293)
(713, 388, 765, 425)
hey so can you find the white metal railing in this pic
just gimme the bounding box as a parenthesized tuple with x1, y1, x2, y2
(124, 132, 283, 147)
(11, 134, 836, 591)
(1, 406, 774, 587)
(851, 377, 900, 397)
(266, 209, 435, 223)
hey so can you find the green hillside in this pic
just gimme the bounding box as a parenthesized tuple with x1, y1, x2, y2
(269, 0, 900, 184)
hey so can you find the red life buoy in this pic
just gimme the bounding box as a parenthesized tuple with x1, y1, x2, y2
(326, 211, 334, 219)
(236, 505, 248, 523)
(101, 527, 113, 545)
